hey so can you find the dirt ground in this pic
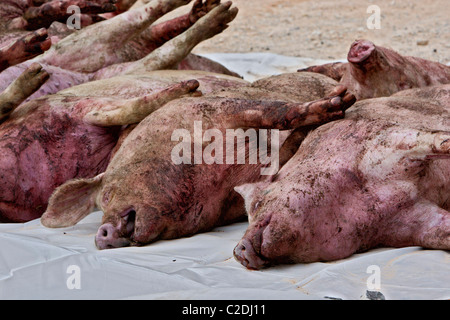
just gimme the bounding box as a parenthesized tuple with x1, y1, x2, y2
(188, 0, 450, 64)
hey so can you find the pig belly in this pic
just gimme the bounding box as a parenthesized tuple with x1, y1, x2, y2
(0, 116, 120, 222)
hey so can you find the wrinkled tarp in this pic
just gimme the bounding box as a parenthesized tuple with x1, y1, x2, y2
(0, 53, 448, 300)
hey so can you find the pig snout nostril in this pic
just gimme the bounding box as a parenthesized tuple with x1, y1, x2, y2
(98, 224, 114, 239)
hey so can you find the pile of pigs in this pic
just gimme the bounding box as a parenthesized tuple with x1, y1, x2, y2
(0, 0, 448, 270)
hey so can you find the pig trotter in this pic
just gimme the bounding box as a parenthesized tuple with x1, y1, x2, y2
(0, 28, 51, 72)
(23, 0, 117, 30)
(0, 63, 49, 122)
(288, 86, 356, 127)
(193, 1, 238, 40)
(189, 0, 221, 23)
(129, 1, 238, 73)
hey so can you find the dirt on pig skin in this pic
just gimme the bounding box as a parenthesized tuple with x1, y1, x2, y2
(0, 69, 246, 223)
(0, 97, 121, 222)
(233, 84, 450, 269)
(0, 0, 240, 105)
(40, 71, 355, 248)
(300, 40, 450, 100)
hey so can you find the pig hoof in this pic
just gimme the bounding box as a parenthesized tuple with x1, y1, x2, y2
(347, 40, 375, 64)
(196, 1, 239, 39)
(189, 0, 221, 23)
(302, 87, 356, 124)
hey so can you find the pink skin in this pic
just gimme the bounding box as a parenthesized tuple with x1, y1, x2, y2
(93, 86, 353, 249)
(0, 0, 239, 104)
(234, 85, 450, 269)
(299, 39, 450, 99)
(0, 70, 248, 223)
(39, 72, 355, 249)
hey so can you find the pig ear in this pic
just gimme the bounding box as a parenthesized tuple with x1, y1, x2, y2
(41, 173, 104, 228)
(234, 183, 259, 216)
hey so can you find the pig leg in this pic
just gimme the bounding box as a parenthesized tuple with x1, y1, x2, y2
(298, 62, 348, 82)
(84, 79, 200, 126)
(0, 28, 51, 72)
(0, 62, 49, 122)
(39, 0, 193, 73)
(382, 201, 450, 250)
(94, 1, 238, 78)
(220, 85, 355, 129)
(23, 0, 117, 30)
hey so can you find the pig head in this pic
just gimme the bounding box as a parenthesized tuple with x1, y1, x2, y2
(301, 39, 450, 99)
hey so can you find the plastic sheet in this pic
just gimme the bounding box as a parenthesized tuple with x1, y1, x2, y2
(1, 211, 449, 300)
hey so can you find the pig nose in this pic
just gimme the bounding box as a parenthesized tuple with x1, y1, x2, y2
(95, 223, 131, 250)
(233, 239, 267, 270)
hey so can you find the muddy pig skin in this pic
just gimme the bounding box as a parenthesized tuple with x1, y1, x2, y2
(301, 40, 450, 99)
(41, 72, 355, 249)
(0, 0, 240, 106)
(0, 70, 247, 222)
(0, 0, 116, 31)
(233, 84, 450, 269)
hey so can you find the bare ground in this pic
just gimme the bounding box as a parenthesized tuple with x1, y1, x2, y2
(188, 0, 450, 64)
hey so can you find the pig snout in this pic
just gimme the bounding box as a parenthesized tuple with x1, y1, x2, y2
(233, 238, 268, 270)
(95, 223, 131, 249)
(347, 40, 375, 64)
(95, 209, 136, 250)
(233, 214, 272, 270)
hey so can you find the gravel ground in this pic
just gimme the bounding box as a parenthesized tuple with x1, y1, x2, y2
(189, 0, 450, 64)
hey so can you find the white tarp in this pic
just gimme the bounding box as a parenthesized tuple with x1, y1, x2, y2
(0, 53, 448, 300)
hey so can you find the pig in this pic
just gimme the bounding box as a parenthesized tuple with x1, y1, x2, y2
(0, 28, 52, 73)
(300, 39, 450, 99)
(0, 62, 49, 121)
(233, 84, 450, 269)
(40, 71, 356, 249)
(0, 0, 116, 31)
(0, 69, 249, 222)
(0, 0, 240, 105)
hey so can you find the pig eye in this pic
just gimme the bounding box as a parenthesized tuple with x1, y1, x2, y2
(253, 201, 261, 211)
